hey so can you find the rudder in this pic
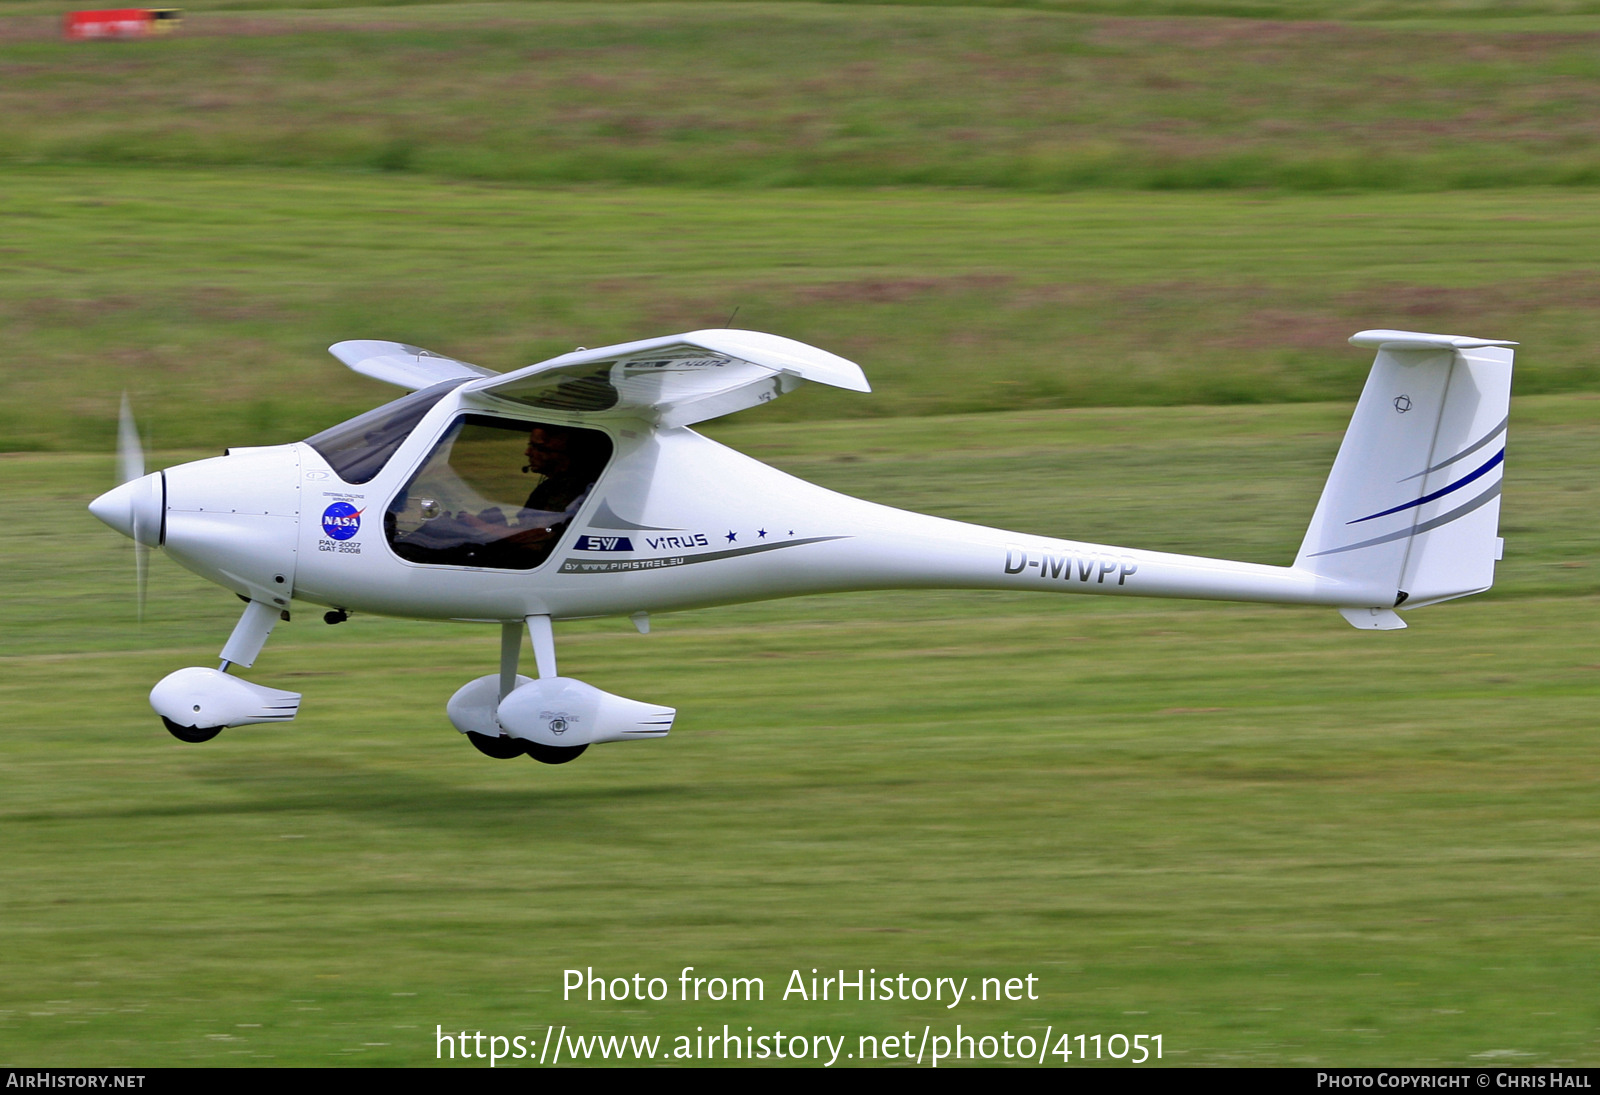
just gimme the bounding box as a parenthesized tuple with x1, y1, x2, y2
(1296, 330, 1514, 620)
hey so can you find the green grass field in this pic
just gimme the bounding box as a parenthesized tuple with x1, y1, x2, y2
(8, 1, 1600, 453)
(4, 398, 1598, 1065)
(3, 0, 1598, 1069)
(6, 170, 1600, 453)
(5, 2, 1600, 191)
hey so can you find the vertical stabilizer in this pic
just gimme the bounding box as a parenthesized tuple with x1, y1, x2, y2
(1296, 331, 1514, 617)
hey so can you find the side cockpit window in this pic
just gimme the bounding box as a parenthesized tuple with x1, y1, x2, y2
(304, 380, 463, 486)
(385, 416, 613, 570)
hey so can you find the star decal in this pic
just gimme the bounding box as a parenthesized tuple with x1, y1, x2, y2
(726, 530, 737, 543)
(757, 529, 767, 539)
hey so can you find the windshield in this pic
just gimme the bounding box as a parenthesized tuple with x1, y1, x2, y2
(304, 380, 463, 485)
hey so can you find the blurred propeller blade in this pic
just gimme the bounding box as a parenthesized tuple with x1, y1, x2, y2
(119, 394, 148, 622)
(133, 535, 149, 623)
(118, 394, 144, 485)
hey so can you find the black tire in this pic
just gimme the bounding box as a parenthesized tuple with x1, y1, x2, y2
(162, 717, 221, 744)
(465, 731, 527, 759)
(525, 742, 587, 765)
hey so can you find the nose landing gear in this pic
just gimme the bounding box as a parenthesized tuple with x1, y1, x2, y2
(161, 717, 222, 744)
(148, 600, 301, 742)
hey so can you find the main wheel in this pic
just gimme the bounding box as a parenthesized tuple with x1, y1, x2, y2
(465, 731, 527, 759)
(162, 717, 221, 744)
(525, 742, 587, 765)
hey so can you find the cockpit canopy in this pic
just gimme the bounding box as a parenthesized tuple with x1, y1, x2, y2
(305, 383, 615, 570)
(304, 380, 464, 486)
(385, 415, 612, 570)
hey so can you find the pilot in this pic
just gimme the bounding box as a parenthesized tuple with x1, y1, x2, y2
(454, 424, 601, 554)
(521, 425, 586, 513)
(391, 424, 606, 567)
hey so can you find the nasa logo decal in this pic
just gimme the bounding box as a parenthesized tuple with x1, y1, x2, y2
(321, 501, 364, 540)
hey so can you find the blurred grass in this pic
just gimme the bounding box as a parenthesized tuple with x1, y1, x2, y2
(3, 401, 1597, 1064)
(10, 0, 1600, 15)
(6, 168, 1600, 452)
(11, 0, 1600, 16)
(4, 3, 1600, 191)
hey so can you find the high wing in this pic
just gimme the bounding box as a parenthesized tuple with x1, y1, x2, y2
(456, 329, 870, 427)
(329, 340, 499, 390)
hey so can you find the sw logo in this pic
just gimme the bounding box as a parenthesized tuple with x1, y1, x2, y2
(575, 535, 634, 552)
(320, 502, 364, 541)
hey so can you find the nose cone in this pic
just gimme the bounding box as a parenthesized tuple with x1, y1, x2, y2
(89, 472, 164, 547)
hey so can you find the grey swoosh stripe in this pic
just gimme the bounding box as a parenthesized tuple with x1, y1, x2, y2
(1308, 483, 1501, 558)
(557, 535, 847, 573)
(1401, 416, 1508, 482)
(586, 498, 684, 531)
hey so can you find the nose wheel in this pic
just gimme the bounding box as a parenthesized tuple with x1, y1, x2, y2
(149, 602, 302, 742)
(161, 717, 222, 744)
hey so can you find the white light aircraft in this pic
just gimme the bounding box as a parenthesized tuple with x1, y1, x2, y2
(89, 327, 1513, 763)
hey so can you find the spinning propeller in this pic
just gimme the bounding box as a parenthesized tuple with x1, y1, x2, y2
(119, 396, 147, 620)
(88, 395, 164, 621)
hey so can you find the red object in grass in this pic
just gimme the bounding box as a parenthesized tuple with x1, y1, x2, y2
(64, 9, 181, 39)
(65, 9, 152, 38)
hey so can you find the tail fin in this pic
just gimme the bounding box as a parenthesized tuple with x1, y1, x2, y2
(1296, 330, 1515, 628)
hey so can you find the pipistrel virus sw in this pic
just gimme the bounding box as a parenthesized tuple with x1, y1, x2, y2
(90, 328, 1514, 763)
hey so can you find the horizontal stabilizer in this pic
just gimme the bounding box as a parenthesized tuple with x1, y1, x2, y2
(1349, 330, 1517, 352)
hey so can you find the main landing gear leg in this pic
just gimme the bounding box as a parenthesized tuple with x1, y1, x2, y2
(499, 620, 522, 701)
(463, 621, 532, 758)
(462, 616, 583, 761)
(526, 614, 557, 680)
(519, 615, 587, 765)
